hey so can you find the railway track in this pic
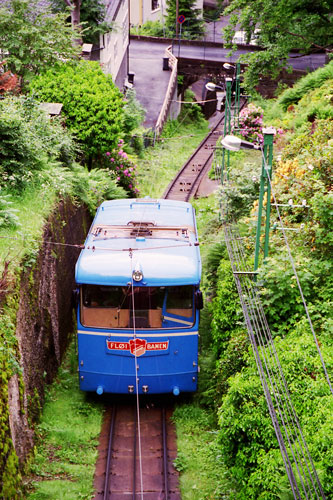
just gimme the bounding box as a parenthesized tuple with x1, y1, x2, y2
(163, 98, 247, 201)
(92, 98, 248, 499)
(93, 399, 180, 500)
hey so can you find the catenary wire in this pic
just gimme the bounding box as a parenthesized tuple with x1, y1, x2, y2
(217, 95, 327, 498)
(259, 146, 333, 397)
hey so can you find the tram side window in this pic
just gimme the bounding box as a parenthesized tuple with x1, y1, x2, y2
(166, 286, 193, 317)
(82, 285, 123, 308)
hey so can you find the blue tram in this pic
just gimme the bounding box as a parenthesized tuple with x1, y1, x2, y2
(75, 198, 202, 395)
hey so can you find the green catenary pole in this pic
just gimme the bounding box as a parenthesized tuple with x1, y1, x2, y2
(221, 77, 232, 183)
(254, 127, 275, 272)
(235, 62, 241, 127)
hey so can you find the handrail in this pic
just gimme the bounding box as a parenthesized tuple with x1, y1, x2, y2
(154, 45, 178, 137)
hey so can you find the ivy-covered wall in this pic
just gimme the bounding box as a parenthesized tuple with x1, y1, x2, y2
(0, 199, 91, 498)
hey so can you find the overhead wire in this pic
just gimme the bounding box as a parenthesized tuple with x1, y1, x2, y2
(218, 94, 328, 498)
(129, 251, 144, 500)
(259, 148, 333, 397)
(222, 208, 327, 499)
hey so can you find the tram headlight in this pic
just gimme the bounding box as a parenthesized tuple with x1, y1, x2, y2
(132, 262, 143, 282)
(132, 269, 143, 282)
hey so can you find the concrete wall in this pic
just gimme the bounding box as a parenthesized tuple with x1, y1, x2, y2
(130, 0, 203, 25)
(130, 0, 167, 25)
(100, 0, 129, 87)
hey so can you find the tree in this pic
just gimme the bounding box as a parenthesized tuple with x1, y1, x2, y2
(223, 0, 333, 89)
(29, 61, 125, 166)
(51, 0, 112, 44)
(165, 0, 205, 39)
(62, 0, 81, 28)
(0, 0, 80, 84)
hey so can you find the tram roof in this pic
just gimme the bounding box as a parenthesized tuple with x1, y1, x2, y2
(75, 199, 201, 286)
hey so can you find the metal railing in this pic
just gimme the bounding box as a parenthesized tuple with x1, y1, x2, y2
(154, 45, 178, 137)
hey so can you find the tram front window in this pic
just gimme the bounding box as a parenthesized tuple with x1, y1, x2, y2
(80, 285, 194, 329)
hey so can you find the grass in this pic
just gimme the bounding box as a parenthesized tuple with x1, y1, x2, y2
(172, 404, 235, 500)
(24, 337, 104, 500)
(22, 114, 222, 499)
(0, 184, 57, 272)
(137, 119, 209, 198)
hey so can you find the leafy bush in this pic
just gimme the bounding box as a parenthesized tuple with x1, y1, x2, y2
(235, 103, 264, 143)
(130, 20, 165, 37)
(0, 0, 80, 83)
(38, 164, 126, 215)
(105, 139, 139, 196)
(178, 90, 206, 124)
(218, 158, 261, 220)
(0, 96, 77, 190)
(211, 259, 245, 356)
(30, 61, 124, 165)
(218, 325, 333, 500)
(0, 195, 20, 228)
(122, 89, 146, 154)
(278, 61, 333, 111)
(258, 254, 321, 334)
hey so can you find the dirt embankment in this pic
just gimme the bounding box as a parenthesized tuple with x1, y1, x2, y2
(8, 199, 91, 463)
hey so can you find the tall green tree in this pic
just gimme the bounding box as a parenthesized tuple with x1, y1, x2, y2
(223, 0, 333, 89)
(0, 0, 80, 84)
(51, 0, 111, 44)
(166, 0, 205, 39)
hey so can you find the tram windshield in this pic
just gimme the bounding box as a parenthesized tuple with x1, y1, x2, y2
(80, 285, 195, 329)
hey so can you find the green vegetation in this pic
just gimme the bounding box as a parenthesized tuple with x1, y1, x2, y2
(165, 0, 205, 39)
(0, 306, 22, 499)
(0, 0, 80, 84)
(0, 94, 126, 267)
(131, 20, 166, 38)
(0, 89, 124, 494)
(190, 68, 333, 499)
(30, 61, 125, 166)
(223, 0, 332, 89)
(137, 118, 209, 197)
(130, 1, 206, 40)
(51, 0, 112, 44)
(24, 339, 104, 500)
(172, 404, 236, 499)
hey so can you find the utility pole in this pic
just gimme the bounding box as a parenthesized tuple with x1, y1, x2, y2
(254, 127, 275, 272)
(221, 77, 232, 184)
(176, 0, 179, 36)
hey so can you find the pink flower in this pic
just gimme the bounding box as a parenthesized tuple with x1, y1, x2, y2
(111, 158, 115, 162)
(124, 169, 128, 175)
(106, 152, 110, 156)
(122, 152, 128, 159)
(129, 184, 132, 189)
(116, 166, 119, 170)
(118, 150, 123, 156)
(117, 176, 120, 181)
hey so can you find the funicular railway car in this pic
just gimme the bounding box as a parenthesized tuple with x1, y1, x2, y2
(75, 198, 202, 395)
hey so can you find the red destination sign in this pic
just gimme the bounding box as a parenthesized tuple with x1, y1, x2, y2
(106, 338, 169, 357)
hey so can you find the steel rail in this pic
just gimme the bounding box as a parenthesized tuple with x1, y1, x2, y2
(103, 406, 117, 500)
(133, 405, 137, 500)
(162, 407, 169, 500)
(163, 112, 226, 200)
(163, 98, 247, 201)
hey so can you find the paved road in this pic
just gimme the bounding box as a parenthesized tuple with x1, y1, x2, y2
(129, 40, 170, 129)
(129, 37, 326, 129)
